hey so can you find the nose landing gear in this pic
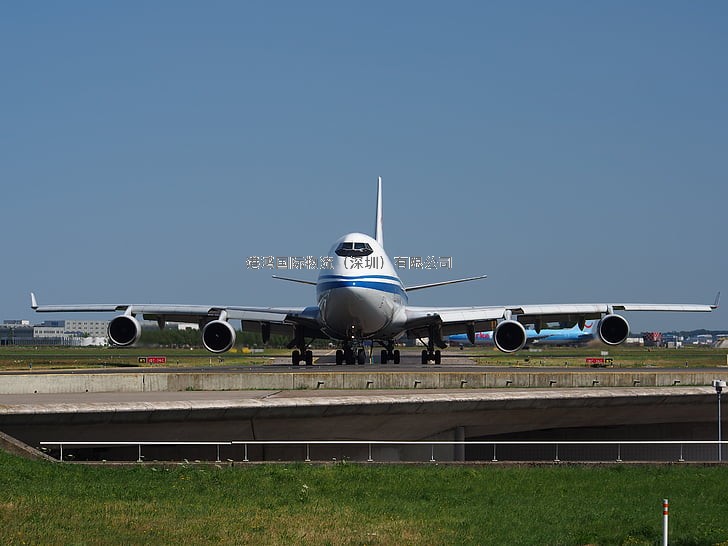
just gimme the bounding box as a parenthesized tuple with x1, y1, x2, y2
(291, 349, 314, 366)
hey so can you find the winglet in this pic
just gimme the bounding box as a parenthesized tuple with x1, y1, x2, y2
(30, 292, 38, 310)
(713, 291, 721, 309)
(374, 176, 384, 248)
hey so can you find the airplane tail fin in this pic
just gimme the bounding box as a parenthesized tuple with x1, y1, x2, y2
(374, 176, 384, 248)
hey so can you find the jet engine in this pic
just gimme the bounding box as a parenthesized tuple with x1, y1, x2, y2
(598, 314, 630, 346)
(202, 320, 236, 353)
(107, 315, 142, 347)
(493, 320, 527, 353)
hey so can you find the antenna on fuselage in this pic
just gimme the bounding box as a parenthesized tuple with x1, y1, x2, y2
(375, 176, 384, 248)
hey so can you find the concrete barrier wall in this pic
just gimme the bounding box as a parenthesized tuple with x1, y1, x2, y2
(0, 373, 144, 394)
(0, 370, 725, 394)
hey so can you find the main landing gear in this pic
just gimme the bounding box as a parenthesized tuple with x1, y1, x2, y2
(421, 349, 441, 365)
(333, 341, 401, 365)
(380, 341, 400, 364)
(335, 346, 367, 365)
(420, 324, 447, 366)
(290, 328, 314, 366)
(420, 334, 442, 365)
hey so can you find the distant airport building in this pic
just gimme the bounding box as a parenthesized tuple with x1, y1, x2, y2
(684, 334, 714, 346)
(0, 319, 109, 346)
(643, 332, 663, 347)
(35, 319, 109, 346)
(641, 332, 687, 348)
(38, 319, 108, 338)
(660, 333, 683, 348)
(0, 321, 35, 346)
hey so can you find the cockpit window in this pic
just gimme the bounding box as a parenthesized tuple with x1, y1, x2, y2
(335, 241, 373, 257)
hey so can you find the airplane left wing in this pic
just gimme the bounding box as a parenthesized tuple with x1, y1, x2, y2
(405, 296, 718, 352)
(31, 293, 309, 324)
(30, 293, 323, 352)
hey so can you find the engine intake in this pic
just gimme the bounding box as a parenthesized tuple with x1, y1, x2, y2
(108, 315, 142, 347)
(598, 314, 630, 346)
(494, 320, 527, 353)
(202, 320, 236, 353)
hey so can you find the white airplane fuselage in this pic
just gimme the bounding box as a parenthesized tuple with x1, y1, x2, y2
(316, 233, 407, 342)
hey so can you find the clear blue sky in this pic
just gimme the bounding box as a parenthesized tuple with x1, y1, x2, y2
(2, 1, 726, 332)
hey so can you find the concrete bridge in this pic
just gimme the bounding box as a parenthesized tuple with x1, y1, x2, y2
(0, 367, 723, 462)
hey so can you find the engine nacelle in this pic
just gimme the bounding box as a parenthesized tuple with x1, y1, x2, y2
(598, 314, 630, 346)
(202, 320, 236, 353)
(493, 320, 527, 353)
(108, 315, 142, 347)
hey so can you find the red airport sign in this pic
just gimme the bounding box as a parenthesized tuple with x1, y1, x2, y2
(585, 357, 613, 366)
(137, 356, 167, 364)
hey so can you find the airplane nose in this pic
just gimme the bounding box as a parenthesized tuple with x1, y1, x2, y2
(321, 285, 388, 338)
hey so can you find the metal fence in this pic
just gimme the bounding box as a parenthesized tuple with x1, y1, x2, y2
(38, 440, 728, 464)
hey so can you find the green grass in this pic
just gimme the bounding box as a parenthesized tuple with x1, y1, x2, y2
(1, 345, 727, 371)
(469, 345, 728, 368)
(2, 450, 728, 545)
(0, 346, 285, 370)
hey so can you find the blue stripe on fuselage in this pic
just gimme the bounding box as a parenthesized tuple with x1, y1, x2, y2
(318, 274, 402, 282)
(317, 280, 408, 300)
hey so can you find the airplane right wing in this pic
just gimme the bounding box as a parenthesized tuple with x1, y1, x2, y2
(404, 295, 719, 352)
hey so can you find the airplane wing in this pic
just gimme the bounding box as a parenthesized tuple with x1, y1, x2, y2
(404, 297, 718, 350)
(30, 293, 323, 339)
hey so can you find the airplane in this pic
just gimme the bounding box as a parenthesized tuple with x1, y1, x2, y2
(31, 177, 719, 366)
(448, 321, 598, 348)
